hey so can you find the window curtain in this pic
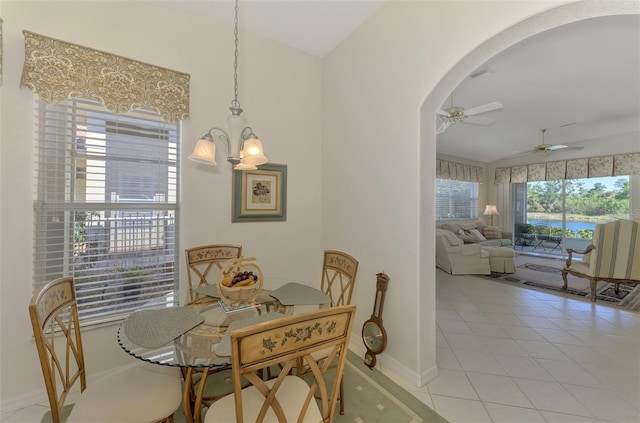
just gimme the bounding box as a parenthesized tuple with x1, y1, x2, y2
(494, 152, 640, 184)
(20, 31, 190, 123)
(436, 159, 484, 183)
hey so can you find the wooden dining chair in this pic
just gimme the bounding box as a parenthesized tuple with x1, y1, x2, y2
(321, 250, 359, 307)
(29, 276, 182, 423)
(310, 250, 359, 414)
(185, 244, 242, 304)
(204, 305, 356, 423)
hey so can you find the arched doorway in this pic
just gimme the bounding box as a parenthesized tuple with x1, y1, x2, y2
(418, 1, 639, 385)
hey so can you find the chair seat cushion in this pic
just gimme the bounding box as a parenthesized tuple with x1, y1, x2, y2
(206, 375, 322, 423)
(67, 363, 181, 423)
(566, 262, 590, 275)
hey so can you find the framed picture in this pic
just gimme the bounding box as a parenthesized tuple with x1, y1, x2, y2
(232, 163, 287, 222)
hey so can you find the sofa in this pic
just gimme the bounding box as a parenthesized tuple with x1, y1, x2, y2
(438, 220, 513, 247)
(435, 229, 491, 275)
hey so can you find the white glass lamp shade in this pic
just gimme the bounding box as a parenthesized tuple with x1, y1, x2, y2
(239, 138, 268, 166)
(234, 161, 258, 170)
(189, 139, 217, 165)
(483, 205, 499, 216)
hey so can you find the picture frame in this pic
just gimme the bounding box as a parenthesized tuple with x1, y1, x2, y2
(232, 163, 287, 222)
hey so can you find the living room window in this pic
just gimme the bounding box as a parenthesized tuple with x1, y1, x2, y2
(436, 179, 479, 220)
(33, 98, 180, 325)
(514, 175, 630, 254)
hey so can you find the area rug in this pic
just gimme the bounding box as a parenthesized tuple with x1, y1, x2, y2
(171, 351, 447, 423)
(42, 352, 448, 422)
(485, 260, 640, 312)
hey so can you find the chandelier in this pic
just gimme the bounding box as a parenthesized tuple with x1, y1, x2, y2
(189, 0, 268, 170)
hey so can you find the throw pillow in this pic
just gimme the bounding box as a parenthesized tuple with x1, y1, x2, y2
(468, 228, 487, 241)
(441, 230, 463, 246)
(483, 226, 502, 240)
(459, 222, 478, 231)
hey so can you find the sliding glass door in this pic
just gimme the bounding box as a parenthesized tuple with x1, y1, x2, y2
(514, 175, 630, 256)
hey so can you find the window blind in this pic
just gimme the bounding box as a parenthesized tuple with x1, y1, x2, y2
(436, 179, 479, 220)
(34, 98, 180, 325)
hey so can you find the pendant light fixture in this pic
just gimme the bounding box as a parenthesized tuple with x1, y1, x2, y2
(189, 0, 268, 170)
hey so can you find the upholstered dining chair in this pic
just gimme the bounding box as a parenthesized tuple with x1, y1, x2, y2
(204, 305, 356, 423)
(563, 219, 640, 302)
(185, 244, 242, 304)
(29, 276, 181, 423)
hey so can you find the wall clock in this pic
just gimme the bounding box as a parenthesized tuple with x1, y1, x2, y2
(362, 272, 389, 369)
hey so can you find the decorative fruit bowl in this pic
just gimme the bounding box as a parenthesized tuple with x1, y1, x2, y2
(216, 257, 263, 305)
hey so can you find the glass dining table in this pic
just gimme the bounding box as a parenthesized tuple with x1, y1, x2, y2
(117, 283, 330, 423)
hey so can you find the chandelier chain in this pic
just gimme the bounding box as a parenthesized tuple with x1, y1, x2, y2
(232, 0, 240, 108)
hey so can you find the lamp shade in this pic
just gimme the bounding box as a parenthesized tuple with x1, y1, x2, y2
(239, 138, 268, 166)
(483, 205, 499, 216)
(189, 139, 217, 165)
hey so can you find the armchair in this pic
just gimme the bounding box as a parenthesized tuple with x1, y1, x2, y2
(436, 229, 491, 275)
(562, 219, 640, 302)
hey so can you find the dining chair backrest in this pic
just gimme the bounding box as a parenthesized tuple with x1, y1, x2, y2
(206, 305, 356, 423)
(185, 244, 242, 303)
(29, 277, 86, 423)
(321, 250, 359, 306)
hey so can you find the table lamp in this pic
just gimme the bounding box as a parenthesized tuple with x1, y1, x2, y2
(483, 204, 499, 226)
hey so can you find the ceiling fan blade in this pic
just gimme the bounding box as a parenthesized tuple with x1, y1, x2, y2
(547, 144, 568, 151)
(562, 146, 585, 151)
(463, 116, 496, 126)
(464, 101, 503, 116)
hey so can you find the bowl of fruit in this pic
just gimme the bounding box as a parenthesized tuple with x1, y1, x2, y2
(216, 257, 263, 305)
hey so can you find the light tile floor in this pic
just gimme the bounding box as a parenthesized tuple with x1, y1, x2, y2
(4, 257, 639, 423)
(383, 261, 640, 423)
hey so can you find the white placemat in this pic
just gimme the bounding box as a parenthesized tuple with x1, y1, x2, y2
(269, 282, 331, 306)
(215, 313, 285, 356)
(124, 307, 204, 348)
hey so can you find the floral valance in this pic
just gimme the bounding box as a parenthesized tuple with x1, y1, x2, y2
(437, 159, 484, 183)
(20, 31, 190, 123)
(495, 152, 640, 184)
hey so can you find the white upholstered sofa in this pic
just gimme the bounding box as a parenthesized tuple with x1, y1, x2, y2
(436, 228, 491, 275)
(438, 220, 513, 247)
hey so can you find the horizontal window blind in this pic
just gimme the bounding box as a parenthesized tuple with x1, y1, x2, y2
(34, 98, 180, 325)
(436, 179, 479, 220)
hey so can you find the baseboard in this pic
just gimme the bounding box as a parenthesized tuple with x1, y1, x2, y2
(348, 341, 430, 388)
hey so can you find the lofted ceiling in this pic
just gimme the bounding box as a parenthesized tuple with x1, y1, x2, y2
(436, 14, 640, 164)
(141, 2, 639, 164)
(140, 0, 388, 58)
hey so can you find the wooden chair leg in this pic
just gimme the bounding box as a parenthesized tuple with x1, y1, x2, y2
(589, 278, 597, 302)
(339, 378, 345, 415)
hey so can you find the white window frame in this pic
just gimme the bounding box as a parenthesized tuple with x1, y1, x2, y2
(33, 98, 180, 325)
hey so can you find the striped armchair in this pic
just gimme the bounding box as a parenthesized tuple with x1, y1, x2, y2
(562, 219, 640, 302)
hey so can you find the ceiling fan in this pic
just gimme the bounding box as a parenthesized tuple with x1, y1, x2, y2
(436, 94, 503, 134)
(530, 128, 585, 154)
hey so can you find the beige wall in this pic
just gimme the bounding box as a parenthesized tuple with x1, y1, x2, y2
(1, 0, 322, 407)
(2, 0, 636, 409)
